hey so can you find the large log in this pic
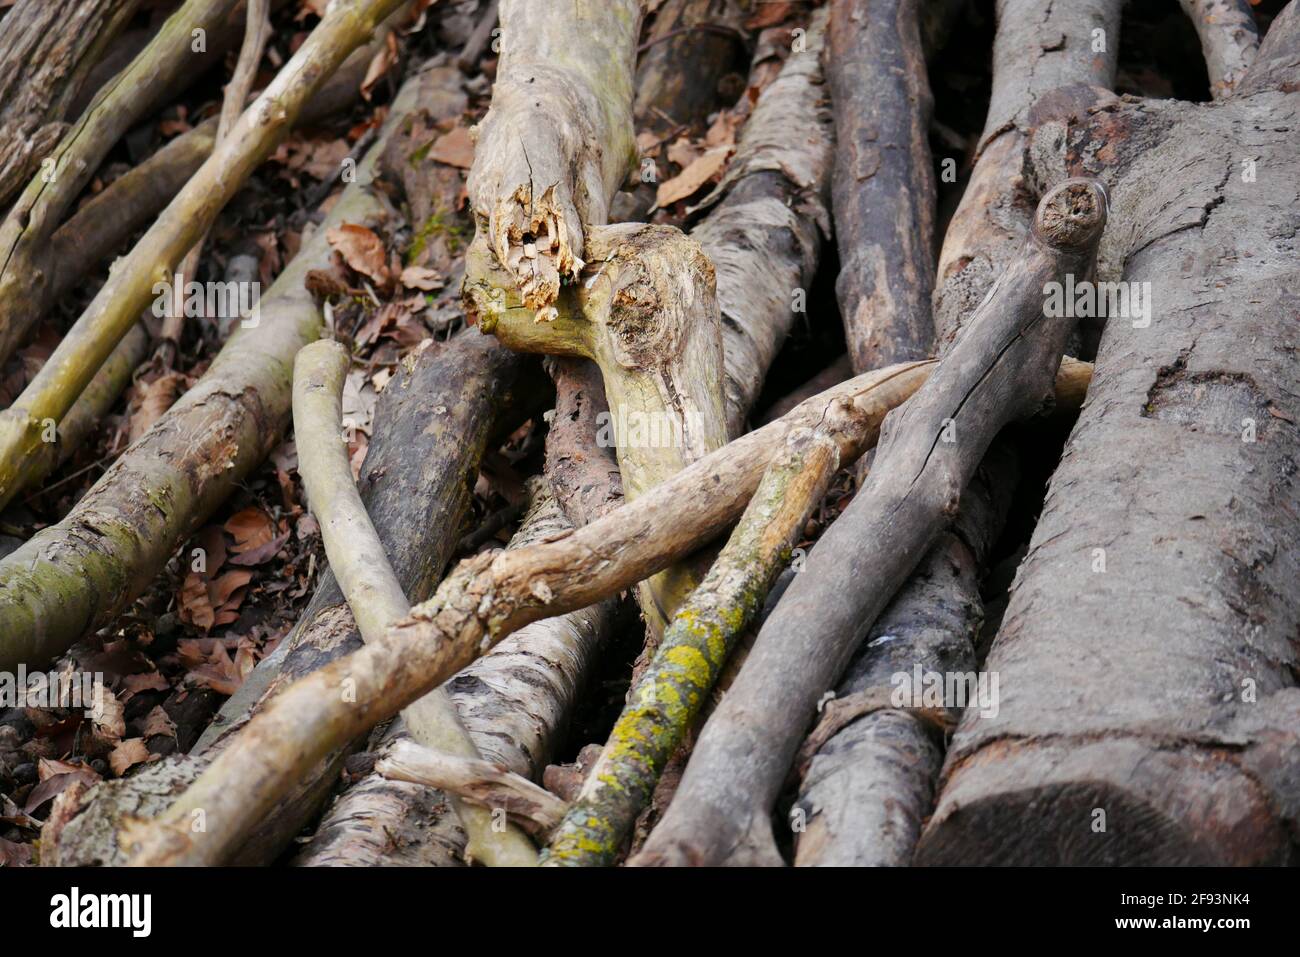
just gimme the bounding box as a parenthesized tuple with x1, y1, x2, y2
(918, 5, 1300, 866)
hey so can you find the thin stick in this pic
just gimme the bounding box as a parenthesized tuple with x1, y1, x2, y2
(160, 0, 272, 357)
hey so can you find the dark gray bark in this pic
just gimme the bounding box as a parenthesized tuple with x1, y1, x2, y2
(918, 7, 1300, 866)
(825, 0, 935, 372)
(933, 0, 1121, 348)
(635, 179, 1108, 866)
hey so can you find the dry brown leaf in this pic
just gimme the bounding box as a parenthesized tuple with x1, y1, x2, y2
(361, 29, 399, 100)
(400, 265, 444, 291)
(141, 705, 177, 740)
(428, 125, 476, 169)
(654, 147, 731, 209)
(0, 836, 34, 867)
(179, 572, 215, 631)
(26, 762, 100, 814)
(746, 1, 794, 28)
(326, 223, 390, 285)
(210, 569, 254, 609)
(122, 672, 169, 698)
(91, 690, 126, 740)
(667, 137, 702, 169)
(225, 506, 276, 554)
(109, 738, 151, 776)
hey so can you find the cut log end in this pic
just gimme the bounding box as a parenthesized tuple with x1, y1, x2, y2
(1033, 178, 1108, 251)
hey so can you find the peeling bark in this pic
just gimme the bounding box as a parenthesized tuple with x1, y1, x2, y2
(122, 349, 1090, 865)
(691, 7, 833, 435)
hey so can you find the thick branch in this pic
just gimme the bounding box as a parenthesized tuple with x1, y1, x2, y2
(1179, 0, 1260, 98)
(465, 0, 641, 309)
(543, 420, 849, 865)
(825, 0, 935, 372)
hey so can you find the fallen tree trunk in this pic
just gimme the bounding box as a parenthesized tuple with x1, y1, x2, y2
(791, 442, 1017, 866)
(0, 0, 409, 510)
(918, 8, 1300, 866)
(691, 6, 832, 434)
(44, 322, 544, 867)
(633, 179, 1107, 866)
(120, 350, 1093, 865)
(0, 0, 142, 209)
(825, 0, 935, 372)
(467, 222, 729, 634)
(634, 0, 748, 137)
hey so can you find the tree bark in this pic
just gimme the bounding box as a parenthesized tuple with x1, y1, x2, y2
(634, 0, 747, 137)
(0, 0, 143, 209)
(1179, 0, 1259, 99)
(0, 58, 429, 674)
(932, 0, 1121, 348)
(0, 0, 247, 368)
(291, 339, 539, 865)
(917, 8, 1300, 866)
(634, 180, 1107, 866)
(691, 7, 833, 435)
(464, 0, 641, 310)
(791, 442, 1017, 866)
(825, 0, 935, 372)
(543, 419, 850, 865)
(120, 350, 1090, 865)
